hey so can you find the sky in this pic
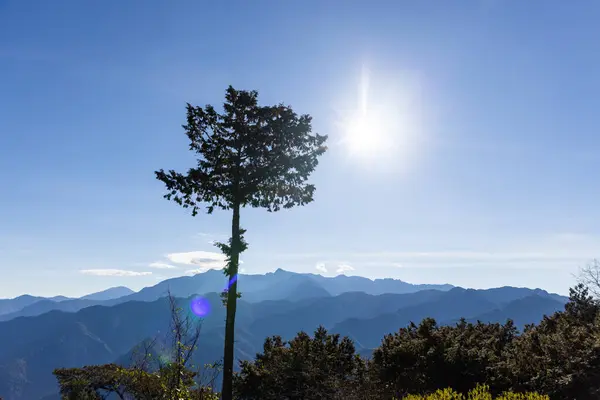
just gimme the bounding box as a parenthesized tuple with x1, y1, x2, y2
(2, 1, 600, 298)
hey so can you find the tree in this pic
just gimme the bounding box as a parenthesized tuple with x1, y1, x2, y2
(370, 318, 517, 398)
(233, 327, 371, 400)
(576, 259, 600, 299)
(53, 292, 219, 400)
(504, 285, 600, 399)
(155, 86, 327, 400)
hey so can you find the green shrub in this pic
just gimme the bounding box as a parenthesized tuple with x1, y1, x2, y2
(403, 384, 549, 400)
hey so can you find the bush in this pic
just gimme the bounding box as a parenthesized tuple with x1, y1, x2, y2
(403, 384, 549, 400)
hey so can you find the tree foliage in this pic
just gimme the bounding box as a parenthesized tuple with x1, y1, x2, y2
(234, 326, 375, 400)
(53, 363, 214, 400)
(503, 284, 600, 399)
(53, 293, 219, 400)
(155, 86, 327, 216)
(155, 86, 327, 400)
(370, 318, 517, 398)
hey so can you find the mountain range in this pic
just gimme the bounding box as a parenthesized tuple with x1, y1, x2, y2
(0, 270, 567, 400)
(0, 286, 133, 317)
(0, 269, 453, 321)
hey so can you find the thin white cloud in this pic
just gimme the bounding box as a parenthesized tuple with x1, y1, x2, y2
(148, 262, 178, 269)
(185, 269, 205, 276)
(336, 264, 354, 274)
(315, 262, 327, 273)
(270, 251, 596, 267)
(167, 251, 227, 272)
(80, 269, 152, 277)
(275, 251, 580, 261)
(269, 233, 600, 263)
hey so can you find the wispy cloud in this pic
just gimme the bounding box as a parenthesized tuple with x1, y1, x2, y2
(270, 233, 600, 265)
(148, 262, 178, 270)
(315, 262, 327, 273)
(336, 264, 355, 274)
(80, 269, 152, 277)
(274, 251, 588, 262)
(185, 269, 205, 276)
(167, 250, 227, 272)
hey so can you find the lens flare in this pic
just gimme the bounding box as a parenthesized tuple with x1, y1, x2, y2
(190, 296, 211, 317)
(226, 274, 238, 290)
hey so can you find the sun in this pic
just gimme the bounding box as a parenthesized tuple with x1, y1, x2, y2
(343, 108, 391, 158)
(337, 65, 421, 172)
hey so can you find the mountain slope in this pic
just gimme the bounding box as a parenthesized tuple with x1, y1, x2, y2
(308, 273, 454, 295)
(0, 295, 57, 317)
(332, 290, 567, 350)
(456, 294, 566, 328)
(80, 286, 135, 301)
(248, 290, 445, 342)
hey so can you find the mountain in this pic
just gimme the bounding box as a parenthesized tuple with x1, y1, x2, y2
(458, 294, 566, 328)
(332, 289, 567, 350)
(0, 269, 453, 322)
(307, 273, 454, 295)
(0, 295, 71, 317)
(0, 298, 104, 322)
(247, 290, 445, 342)
(475, 286, 568, 306)
(0, 295, 49, 316)
(0, 285, 567, 400)
(0, 287, 132, 319)
(80, 286, 135, 301)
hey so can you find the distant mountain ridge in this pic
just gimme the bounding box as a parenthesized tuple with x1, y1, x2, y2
(0, 269, 453, 321)
(0, 286, 135, 318)
(80, 286, 135, 301)
(0, 295, 70, 317)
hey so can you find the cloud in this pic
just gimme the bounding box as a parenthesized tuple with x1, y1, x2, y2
(80, 269, 152, 277)
(315, 263, 327, 273)
(167, 251, 227, 272)
(271, 249, 596, 269)
(336, 264, 354, 274)
(148, 262, 178, 269)
(184, 269, 205, 276)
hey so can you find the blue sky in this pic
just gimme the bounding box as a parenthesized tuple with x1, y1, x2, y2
(2, 1, 600, 298)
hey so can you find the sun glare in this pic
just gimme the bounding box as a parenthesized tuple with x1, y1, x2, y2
(336, 65, 423, 173)
(344, 108, 390, 157)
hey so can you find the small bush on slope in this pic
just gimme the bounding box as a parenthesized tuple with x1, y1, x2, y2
(403, 384, 549, 400)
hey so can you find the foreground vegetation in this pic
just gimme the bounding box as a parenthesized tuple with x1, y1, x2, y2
(403, 385, 548, 399)
(53, 283, 600, 399)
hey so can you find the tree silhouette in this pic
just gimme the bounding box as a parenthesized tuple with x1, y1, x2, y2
(155, 86, 327, 400)
(234, 327, 371, 400)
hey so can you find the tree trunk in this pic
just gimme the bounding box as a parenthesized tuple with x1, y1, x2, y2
(221, 202, 241, 400)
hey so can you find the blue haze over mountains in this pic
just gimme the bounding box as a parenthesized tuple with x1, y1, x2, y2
(0, 270, 567, 400)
